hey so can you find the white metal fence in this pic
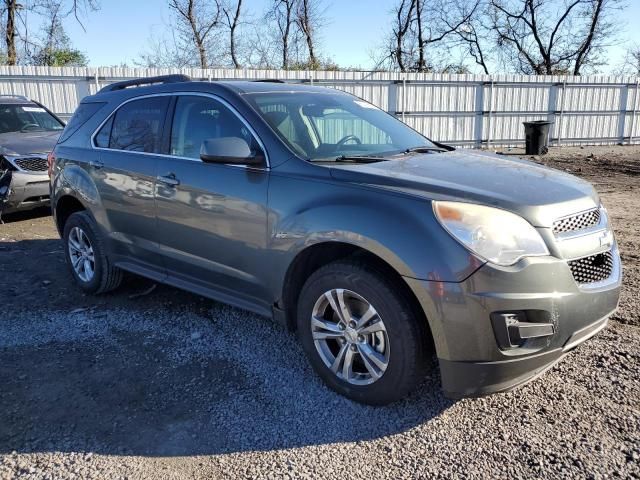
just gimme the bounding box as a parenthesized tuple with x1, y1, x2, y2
(0, 65, 639, 148)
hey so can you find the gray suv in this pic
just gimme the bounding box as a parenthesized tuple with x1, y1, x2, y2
(50, 75, 621, 405)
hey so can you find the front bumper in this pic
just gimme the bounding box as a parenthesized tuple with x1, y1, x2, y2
(1, 171, 50, 213)
(405, 244, 621, 398)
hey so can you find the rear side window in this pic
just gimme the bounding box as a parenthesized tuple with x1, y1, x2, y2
(94, 116, 113, 148)
(58, 102, 105, 143)
(107, 97, 170, 153)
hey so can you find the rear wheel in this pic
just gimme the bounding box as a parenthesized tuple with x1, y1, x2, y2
(297, 260, 429, 405)
(63, 211, 122, 294)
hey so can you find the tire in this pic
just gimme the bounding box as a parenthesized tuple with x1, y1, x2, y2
(297, 259, 429, 405)
(63, 211, 122, 294)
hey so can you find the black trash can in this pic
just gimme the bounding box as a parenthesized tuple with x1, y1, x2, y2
(523, 120, 553, 155)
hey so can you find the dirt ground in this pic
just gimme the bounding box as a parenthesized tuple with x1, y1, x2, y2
(0, 145, 638, 479)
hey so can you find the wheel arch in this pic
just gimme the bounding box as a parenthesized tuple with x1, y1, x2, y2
(280, 241, 434, 353)
(54, 194, 87, 237)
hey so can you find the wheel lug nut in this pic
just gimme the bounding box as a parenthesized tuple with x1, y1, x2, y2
(357, 335, 364, 343)
(349, 321, 356, 328)
(339, 324, 345, 330)
(350, 344, 357, 351)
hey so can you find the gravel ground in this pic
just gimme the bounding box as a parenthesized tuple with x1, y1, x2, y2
(1, 145, 639, 479)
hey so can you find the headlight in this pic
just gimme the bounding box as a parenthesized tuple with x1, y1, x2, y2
(433, 201, 549, 266)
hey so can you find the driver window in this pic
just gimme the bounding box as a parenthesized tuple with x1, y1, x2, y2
(170, 95, 258, 160)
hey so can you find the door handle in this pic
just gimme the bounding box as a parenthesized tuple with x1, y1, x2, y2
(157, 173, 180, 187)
(89, 160, 104, 169)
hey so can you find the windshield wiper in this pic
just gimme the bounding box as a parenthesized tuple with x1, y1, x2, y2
(403, 146, 447, 154)
(316, 154, 388, 163)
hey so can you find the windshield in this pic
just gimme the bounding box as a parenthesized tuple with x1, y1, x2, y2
(245, 92, 436, 161)
(0, 104, 64, 134)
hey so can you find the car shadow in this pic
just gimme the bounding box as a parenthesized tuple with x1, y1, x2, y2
(0, 206, 51, 223)
(0, 238, 455, 457)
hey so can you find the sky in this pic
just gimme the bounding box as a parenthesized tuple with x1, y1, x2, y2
(62, 0, 640, 72)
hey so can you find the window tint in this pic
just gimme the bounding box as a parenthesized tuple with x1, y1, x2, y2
(59, 102, 104, 143)
(170, 95, 260, 160)
(109, 97, 170, 153)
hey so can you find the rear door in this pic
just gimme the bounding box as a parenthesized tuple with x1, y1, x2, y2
(91, 95, 170, 275)
(154, 94, 271, 313)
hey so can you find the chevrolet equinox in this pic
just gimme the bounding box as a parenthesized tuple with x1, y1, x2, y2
(49, 75, 622, 405)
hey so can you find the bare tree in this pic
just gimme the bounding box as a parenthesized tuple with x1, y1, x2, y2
(447, 0, 491, 74)
(137, 27, 194, 68)
(454, 21, 490, 74)
(68, 0, 98, 31)
(220, 0, 243, 68)
(168, 0, 221, 69)
(3, 0, 97, 66)
(381, 0, 480, 72)
(267, 0, 297, 68)
(28, 0, 89, 66)
(296, 0, 318, 66)
(615, 43, 640, 76)
(390, 0, 415, 72)
(5, 0, 18, 65)
(263, 0, 327, 69)
(490, 0, 622, 75)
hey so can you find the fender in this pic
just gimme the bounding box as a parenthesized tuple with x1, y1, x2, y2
(267, 173, 484, 296)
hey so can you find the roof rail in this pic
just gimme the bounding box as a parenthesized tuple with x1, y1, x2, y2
(253, 79, 286, 83)
(0, 94, 30, 101)
(98, 74, 192, 93)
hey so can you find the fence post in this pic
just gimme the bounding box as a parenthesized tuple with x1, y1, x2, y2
(548, 81, 559, 146)
(486, 77, 494, 148)
(94, 66, 99, 93)
(387, 80, 398, 115)
(628, 79, 639, 145)
(474, 81, 484, 148)
(401, 74, 406, 123)
(555, 80, 566, 146)
(618, 83, 630, 144)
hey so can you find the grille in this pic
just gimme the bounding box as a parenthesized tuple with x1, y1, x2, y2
(568, 251, 614, 284)
(14, 157, 48, 172)
(553, 209, 600, 235)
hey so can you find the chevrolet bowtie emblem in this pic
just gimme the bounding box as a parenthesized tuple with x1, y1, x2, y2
(599, 230, 613, 248)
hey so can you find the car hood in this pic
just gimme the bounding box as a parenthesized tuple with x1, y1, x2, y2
(0, 130, 60, 156)
(328, 149, 599, 228)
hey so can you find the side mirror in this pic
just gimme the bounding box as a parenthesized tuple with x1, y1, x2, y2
(200, 137, 264, 165)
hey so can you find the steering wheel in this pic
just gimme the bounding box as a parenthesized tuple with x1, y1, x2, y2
(336, 135, 362, 148)
(20, 123, 41, 132)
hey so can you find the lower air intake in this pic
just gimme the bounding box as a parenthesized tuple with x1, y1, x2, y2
(568, 251, 614, 284)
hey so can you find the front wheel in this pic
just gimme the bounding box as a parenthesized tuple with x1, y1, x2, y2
(297, 260, 429, 405)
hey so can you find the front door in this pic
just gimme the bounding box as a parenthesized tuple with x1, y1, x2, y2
(154, 94, 270, 312)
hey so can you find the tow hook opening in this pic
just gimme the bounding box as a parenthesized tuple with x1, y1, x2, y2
(491, 311, 555, 352)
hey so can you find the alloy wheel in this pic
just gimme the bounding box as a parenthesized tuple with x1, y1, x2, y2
(311, 289, 390, 385)
(68, 226, 95, 282)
